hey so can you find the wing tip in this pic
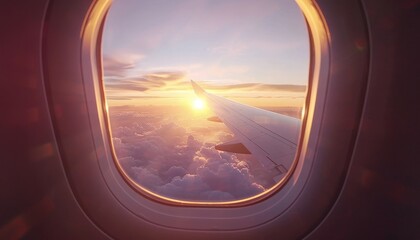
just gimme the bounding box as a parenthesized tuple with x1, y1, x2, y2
(191, 80, 206, 96)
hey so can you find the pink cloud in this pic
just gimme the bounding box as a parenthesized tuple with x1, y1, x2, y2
(108, 105, 275, 201)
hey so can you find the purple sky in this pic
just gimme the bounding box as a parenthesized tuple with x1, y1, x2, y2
(103, 0, 309, 97)
(102, 0, 308, 201)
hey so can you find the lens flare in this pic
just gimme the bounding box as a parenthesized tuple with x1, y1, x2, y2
(193, 98, 205, 110)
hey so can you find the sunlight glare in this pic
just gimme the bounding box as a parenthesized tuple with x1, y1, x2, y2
(193, 98, 205, 110)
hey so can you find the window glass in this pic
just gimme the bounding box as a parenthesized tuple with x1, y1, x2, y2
(103, 0, 309, 202)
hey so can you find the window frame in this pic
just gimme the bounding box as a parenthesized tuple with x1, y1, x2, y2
(99, 1, 314, 207)
(43, 0, 370, 238)
(81, 0, 328, 225)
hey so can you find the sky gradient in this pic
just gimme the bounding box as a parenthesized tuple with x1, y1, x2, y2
(103, 0, 309, 107)
(102, 0, 308, 201)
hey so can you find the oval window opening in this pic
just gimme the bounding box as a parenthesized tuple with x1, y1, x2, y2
(102, 0, 309, 203)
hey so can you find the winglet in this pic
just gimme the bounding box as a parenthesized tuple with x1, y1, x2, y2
(207, 116, 222, 123)
(191, 80, 206, 97)
(215, 141, 251, 154)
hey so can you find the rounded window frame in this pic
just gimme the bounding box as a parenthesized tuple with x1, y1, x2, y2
(44, 0, 370, 237)
(97, 1, 316, 208)
(81, 0, 329, 227)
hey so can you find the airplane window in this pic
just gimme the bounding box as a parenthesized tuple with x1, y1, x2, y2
(102, 0, 309, 203)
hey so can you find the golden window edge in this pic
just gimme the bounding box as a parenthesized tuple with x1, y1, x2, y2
(83, 0, 330, 207)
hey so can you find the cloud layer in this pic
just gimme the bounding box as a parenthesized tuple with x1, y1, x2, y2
(109, 105, 275, 201)
(105, 60, 306, 93)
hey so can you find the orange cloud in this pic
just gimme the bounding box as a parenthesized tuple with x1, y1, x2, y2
(104, 69, 306, 110)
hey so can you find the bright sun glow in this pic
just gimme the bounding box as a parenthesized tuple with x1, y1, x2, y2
(193, 98, 205, 110)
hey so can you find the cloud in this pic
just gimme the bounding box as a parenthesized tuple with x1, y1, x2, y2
(197, 82, 306, 92)
(108, 105, 275, 201)
(103, 54, 144, 77)
(156, 81, 306, 94)
(105, 78, 149, 92)
(102, 50, 305, 96)
(105, 72, 306, 96)
(105, 71, 187, 93)
(105, 70, 307, 112)
(144, 71, 186, 82)
(107, 96, 134, 101)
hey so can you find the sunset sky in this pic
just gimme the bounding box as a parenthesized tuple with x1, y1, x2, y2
(102, 0, 309, 107)
(102, 0, 308, 201)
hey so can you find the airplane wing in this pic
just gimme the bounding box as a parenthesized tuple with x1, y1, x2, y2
(191, 81, 301, 175)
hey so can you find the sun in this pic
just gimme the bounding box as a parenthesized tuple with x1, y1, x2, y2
(193, 98, 205, 110)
